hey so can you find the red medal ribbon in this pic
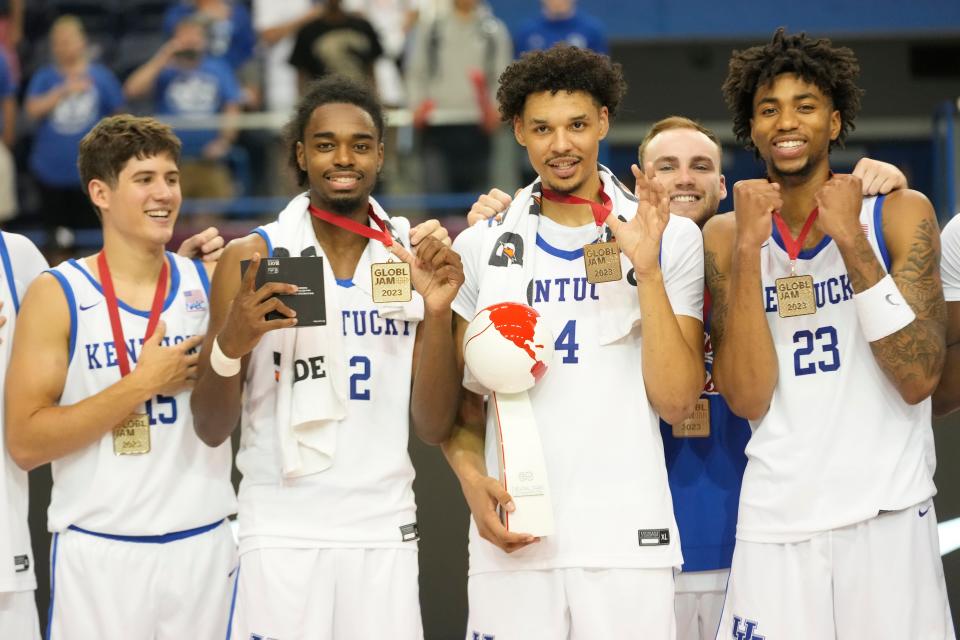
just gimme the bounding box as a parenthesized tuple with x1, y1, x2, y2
(541, 186, 613, 228)
(772, 207, 819, 262)
(308, 203, 393, 248)
(97, 252, 168, 378)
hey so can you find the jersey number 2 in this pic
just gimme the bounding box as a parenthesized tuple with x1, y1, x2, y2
(349, 355, 371, 400)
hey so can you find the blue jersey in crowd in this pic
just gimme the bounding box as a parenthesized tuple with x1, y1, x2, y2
(26, 63, 123, 187)
(513, 10, 608, 56)
(155, 57, 241, 158)
(163, 2, 256, 70)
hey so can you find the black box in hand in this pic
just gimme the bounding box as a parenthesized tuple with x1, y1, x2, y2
(240, 256, 326, 326)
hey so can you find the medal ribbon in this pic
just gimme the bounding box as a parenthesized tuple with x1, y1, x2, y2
(772, 207, 819, 269)
(540, 186, 613, 229)
(98, 252, 168, 378)
(308, 203, 394, 248)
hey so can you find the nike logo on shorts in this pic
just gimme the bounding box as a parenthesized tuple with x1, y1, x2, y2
(919, 506, 931, 517)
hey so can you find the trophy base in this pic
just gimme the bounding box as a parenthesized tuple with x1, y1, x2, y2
(493, 391, 555, 537)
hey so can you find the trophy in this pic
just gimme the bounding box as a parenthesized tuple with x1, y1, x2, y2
(464, 302, 555, 536)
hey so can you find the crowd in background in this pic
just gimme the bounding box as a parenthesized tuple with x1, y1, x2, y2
(0, 0, 609, 254)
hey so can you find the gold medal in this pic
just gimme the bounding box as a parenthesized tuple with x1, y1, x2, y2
(775, 274, 816, 318)
(672, 398, 710, 438)
(113, 413, 150, 455)
(583, 241, 622, 284)
(371, 261, 412, 303)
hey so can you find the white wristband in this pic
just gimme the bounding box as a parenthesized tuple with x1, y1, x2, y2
(853, 274, 916, 342)
(210, 336, 242, 378)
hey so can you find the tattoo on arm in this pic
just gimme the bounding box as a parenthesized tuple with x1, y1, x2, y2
(704, 248, 728, 348)
(871, 217, 946, 389)
(844, 233, 888, 293)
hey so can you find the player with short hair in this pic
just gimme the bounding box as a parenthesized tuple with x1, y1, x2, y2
(4, 114, 238, 638)
(445, 45, 706, 639)
(190, 75, 464, 640)
(706, 29, 952, 638)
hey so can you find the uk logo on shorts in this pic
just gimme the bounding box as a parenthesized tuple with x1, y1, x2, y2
(471, 632, 495, 640)
(732, 616, 765, 640)
(184, 289, 206, 312)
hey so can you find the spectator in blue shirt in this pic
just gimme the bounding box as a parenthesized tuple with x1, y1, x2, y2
(163, 0, 256, 71)
(124, 16, 242, 207)
(513, 0, 608, 56)
(25, 15, 124, 248)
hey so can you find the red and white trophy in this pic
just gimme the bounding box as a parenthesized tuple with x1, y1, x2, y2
(464, 302, 555, 537)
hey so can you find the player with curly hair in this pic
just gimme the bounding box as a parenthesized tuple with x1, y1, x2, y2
(444, 44, 707, 639)
(705, 29, 953, 638)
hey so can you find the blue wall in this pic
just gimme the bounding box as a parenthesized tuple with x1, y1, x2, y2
(490, 0, 960, 40)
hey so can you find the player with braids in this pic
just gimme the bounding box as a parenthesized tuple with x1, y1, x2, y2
(705, 29, 953, 639)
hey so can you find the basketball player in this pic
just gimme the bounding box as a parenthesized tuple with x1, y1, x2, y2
(0, 222, 223, 640)
(445, 45, 706, 639)
(0, 233, 49, 640)
(467, 117, 908, 640)
(190, 76, 464, 639)
(706, 29, 953, 638)
(4, 115, 239, 639)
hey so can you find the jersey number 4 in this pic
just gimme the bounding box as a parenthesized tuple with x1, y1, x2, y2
(555, 320, 580, 364)
(793, 326, 840, 376)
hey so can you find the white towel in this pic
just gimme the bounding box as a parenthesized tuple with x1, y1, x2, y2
(270, 194, 423, 478)
(464, 165, 643, 394)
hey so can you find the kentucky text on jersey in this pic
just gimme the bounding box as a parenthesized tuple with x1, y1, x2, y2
(763, 274, 854, 314)
(530, 277, 601, 304)
(84, 335, 197, 370)
(340, 309, 412, 337)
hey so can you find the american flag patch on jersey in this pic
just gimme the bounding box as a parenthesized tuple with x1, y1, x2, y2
(861, 223, 869, 237)
(184, 289, 207, 312)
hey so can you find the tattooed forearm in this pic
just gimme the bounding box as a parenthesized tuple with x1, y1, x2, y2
(843, 232, 888, 294)
(869, 217, 946, 401)
(704, 248, 728, 347)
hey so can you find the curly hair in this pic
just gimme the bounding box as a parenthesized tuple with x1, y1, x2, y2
(496, 44, 627, 122)
(283, 76, 385, 187)
(722, 28, 863, 152)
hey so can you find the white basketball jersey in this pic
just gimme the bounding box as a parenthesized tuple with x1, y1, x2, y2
(236, 224, 420, 553)
(46, 253, 236, 535)
(737, 195, 937, 543)
(452, 211, 704, 574)
(0, 233, 47, 593)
